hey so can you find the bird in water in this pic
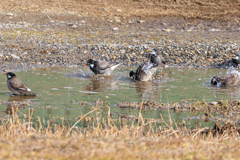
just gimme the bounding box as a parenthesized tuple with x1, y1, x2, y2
(3, 72, 37, 96)
(211, 73, 240, 87)
(148, 48, 168, 73)
(230, 52, 240, 67)
(129, 62, 157, 81)
(83, 59, 121, 76)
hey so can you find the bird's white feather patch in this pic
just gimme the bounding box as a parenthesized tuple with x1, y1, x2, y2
(8, 75, 11, 79)
(90, 64, 94, 68)
(19, 88, 26, 90)
(27, 88, 32, 91)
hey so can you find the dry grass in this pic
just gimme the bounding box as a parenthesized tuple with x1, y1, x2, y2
(1, 99, 240, 159)
(1, 0, 240, 21)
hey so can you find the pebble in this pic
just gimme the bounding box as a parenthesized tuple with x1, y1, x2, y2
(6, 13, 14, 16)
(112, 27, 119, 31)
(138, 20, 145, 23)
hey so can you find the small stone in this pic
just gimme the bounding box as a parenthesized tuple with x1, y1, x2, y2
(116, 9, 122, 12)
(162, 29, 173, 33)
(72, 25, 77, 28)
(11, 54, 20, 60)
(6, 13, 14, 16)
(138, 20, 145, 23)
(210, 102, 218, 105)
(112, 27, 119, 31)
(209, 28, 220, 32)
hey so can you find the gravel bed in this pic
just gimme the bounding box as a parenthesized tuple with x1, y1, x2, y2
(0, 11, 240, 71)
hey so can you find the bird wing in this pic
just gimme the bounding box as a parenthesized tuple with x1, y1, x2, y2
(98, 60, 117, 70)
(218, 73, 240, 86)
(9, 78, 32, 94)
(159, 55, 166, 64)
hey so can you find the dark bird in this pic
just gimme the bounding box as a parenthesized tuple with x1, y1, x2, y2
(83, 59, 121, 76)
(211, 73, 240, 87)
(231, 52, 240, 67)
(129, 63, 157, 81)
(148, 48, 168, 73)
(3, 72, 37, 96)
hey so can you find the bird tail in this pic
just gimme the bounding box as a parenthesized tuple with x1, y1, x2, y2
(110, 63, 121, 71)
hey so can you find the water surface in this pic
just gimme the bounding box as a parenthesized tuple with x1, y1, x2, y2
(0, 66, 237, 127)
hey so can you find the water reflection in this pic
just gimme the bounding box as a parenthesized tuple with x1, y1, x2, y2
(84, 77, 118, 92)
(133, 72, 169, 100)
(5, 95, 36, 115)
(8, 95, 36, 102)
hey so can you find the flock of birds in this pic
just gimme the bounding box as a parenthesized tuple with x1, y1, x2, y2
(2, 50, 240, 96)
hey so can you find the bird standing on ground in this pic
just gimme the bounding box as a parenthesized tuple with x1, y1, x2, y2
(83, 59, 121, 76)
(3, 72, 37, 96)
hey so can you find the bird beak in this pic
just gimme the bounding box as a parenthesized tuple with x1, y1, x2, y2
(230, 54, 233, 58)
(83, 63, 87, 66)
(3, 73, 6, 75)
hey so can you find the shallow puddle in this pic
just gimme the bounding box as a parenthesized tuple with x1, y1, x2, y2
(0, 66, 237, 127)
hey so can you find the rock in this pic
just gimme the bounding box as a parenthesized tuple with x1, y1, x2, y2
(11, 54, 20, 60)
(116, 9, 122, 12)
(162, 29, 173, 33)
(210, 102, 218, 105)
(112, 27, 119, 31)
(138, 20, 145, 23)
(115, 17, 121, 23)
(72, 25, 77, 28)
(6, 13, 14, 16)
(209, 28, 221, 32)
(128, 20, 135, 24)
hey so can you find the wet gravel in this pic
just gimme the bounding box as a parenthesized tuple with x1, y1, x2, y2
(0, 11, 240, 72)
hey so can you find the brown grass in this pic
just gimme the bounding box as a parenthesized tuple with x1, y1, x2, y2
(1, 0, 240, 21)
(1, 99, 240, 159)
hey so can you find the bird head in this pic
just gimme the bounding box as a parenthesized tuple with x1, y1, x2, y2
(129, 71, 135, 78)
(83, 59, 95, 66)
(3, 72, 16, 80)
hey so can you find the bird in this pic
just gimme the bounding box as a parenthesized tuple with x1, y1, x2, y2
(129, 62, 157, 81)
(83, 59, 121, 76)
(148, 48, 168, 73)
(211, 73, 240, 87)
(3, 72, 37, 96)
(231, 52, 240, 67)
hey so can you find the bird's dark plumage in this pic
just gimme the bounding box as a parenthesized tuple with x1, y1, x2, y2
(211, 73, 240, 87)
(4, 72, 37, 96)
(148, 48, 167, 73)
(84, 59, 120, 76)
(232, 52, 240, 67)
(149, 49, 166, 67)
(129, 63, 156, 81)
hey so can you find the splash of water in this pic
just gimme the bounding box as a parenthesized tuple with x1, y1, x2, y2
(78, 69, 86, 77)
(226, 66, 240, 77)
